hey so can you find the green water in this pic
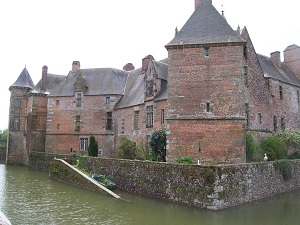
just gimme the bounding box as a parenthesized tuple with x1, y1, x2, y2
(0, 164, 299, 225)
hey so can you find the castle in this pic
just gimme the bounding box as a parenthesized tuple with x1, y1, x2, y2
(7, 0, 300, 165)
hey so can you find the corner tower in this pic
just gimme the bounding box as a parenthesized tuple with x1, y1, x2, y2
(165, 0, 247, 164)
(7, 67, 34, 164)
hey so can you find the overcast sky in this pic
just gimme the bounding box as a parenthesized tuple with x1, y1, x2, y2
(0, 0, 299, 131)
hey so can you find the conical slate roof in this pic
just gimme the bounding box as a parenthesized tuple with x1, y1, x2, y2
(166, 0, 245, 47)
(10, 67, 34, 90)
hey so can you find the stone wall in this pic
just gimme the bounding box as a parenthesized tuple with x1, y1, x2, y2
(33, 152, 300, 210)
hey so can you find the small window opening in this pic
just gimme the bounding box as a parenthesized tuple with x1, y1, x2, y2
(281, 117, 285, 131)
(161, 109, 165, 124)
(245, 103, 250, 128)
(204, 47, 210, 57)
(106, 112, 113, 130)
(273, 116, 277, 131)
(56, 100, 59, 105)
(75, 115, 81, 131)
(279, 86, 283, 100)
(206, 102, 210, 112)
(258, 113, 262, 124)
(106, 96, 110, 104)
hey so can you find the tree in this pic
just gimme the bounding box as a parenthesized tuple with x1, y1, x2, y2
(149, 129, 166, 162)
(88, 135, 98, 157)
(0, 129, 8, 145)
(116, 137, 137, 160)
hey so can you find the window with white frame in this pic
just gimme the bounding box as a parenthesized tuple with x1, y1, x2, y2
(80, 138, 88, 151)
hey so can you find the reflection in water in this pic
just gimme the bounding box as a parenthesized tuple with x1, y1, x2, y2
(0, 164, 300, 225)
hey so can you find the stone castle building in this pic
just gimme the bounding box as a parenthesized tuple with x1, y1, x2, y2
(7, 0, 300, 164)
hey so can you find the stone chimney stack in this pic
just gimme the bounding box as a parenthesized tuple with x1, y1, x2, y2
(141, 55, 154, 74)
(284, 45, 300, 79)
(123, 63, 135, 71)
(271, 51, 281, 69)
(41, 65, 48, 91)
(72, 61, 81, 73)
(195, 0, 212, 10)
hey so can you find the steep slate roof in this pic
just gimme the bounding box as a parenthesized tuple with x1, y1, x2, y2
(10, 67, 34, 90)
(115, 60, 169, 109)
(166, 0, 245, 47)
(258, 54, 300, 86)
(31, 74, 66, 94)
(48, 68, 128, 97)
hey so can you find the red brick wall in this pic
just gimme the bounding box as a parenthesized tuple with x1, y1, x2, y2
(115, 100, 167, 147)
(167, 45, 247, 164)
(46, 95, 122, 157)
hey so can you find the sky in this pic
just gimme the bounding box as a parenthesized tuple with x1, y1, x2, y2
(0, 0, 299, 131)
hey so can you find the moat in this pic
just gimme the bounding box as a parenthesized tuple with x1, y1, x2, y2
(0, 164, 299, 225)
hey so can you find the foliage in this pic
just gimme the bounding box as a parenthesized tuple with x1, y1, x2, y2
(246, 133, 260, 162)
(149, 129, 166, 162)
(135, 142, 150, 161)
(274, 159, 292, 181)
(176, 156, 193, 164)
(260, 135, 287, 161)
(88, 135, 98, 157)
(116, 137, 137, 160)
(0, 129, 8, 145)
(274, 131, 300, 158)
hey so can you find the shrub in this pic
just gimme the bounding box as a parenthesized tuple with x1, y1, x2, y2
(274, 159, 292, 181)
(116, 137, 137, 160)
(88, 135, 98, 157)
(260, 135, 287, 161)
(246, 133, 260, 162)
(176, 156, 193, 164)
(149, 129, 166, 162)
(274, 131, 300, 158)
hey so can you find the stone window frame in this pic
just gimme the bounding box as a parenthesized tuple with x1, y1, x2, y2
(161, 109, 165, 125)
(15, 99, 21, 108)
(204, 47, 210, 57)
(146, 105, 154, 128)
(75, 115, 81, 131)
(13, 116, 20, 130)
(258, 112, 262, 124)
(106, 96, 111, 105)
(75, 92, 82, 106)
(106, 112, 113, 130)
(134, 111, 140, 130)
(80, 137, 89, 151)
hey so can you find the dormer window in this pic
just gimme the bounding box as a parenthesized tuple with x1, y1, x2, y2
(146, 80, 154, 97)
(106, 96, 111, 104)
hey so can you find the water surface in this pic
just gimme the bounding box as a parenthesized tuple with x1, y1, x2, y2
(0, 164, 299, 225)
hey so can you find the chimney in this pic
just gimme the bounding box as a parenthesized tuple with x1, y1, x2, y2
(270, 51, 281, 69)
(72, 61, 80, 73)
(123, 63, 135, 71)
(195, 0, 212, 10)
(284, 45, 300, 79)
(141, 55, 154, 74)
(41, 65, 48, 91)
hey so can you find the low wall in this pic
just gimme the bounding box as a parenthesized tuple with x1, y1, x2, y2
(31, 153, 300, 210)
(28, 151, 75, 172)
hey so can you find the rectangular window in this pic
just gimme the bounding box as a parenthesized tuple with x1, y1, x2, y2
(13, 117, 20, 130)
(279, 86, 283, 100)
(297, 90, 299, 104)
(161, 109, 165, 124)
(134, 111, 140, 130)
(76, 93, 82, 106)
(15, 99, 21, 108)
(245, 103, 250, 128)
(273, 116, 277, 131)
(56, 100, 60, 105)
(258, 113, 262, 124)
(281, 117, 285, 131)
(106, 112, 112, 130)
(244, 65, 249, 87)
(75, 115, 80, 131)
(80, 138, 88, 151)
(204, 47, 210, 57)
(106, 96, 111, 104)
(146, 105, 154, 128)
(146, 80, 154, 97)
(206, 102, 210, 113)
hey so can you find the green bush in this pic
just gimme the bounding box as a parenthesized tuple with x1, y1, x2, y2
(274, 131, 300, 159)
(260, 135, 287, 161)
(88, 135, 98, 157)
(116, 137, 137, 160)
(149, 129, 166, 162)
(246, 133, 260, 162)
(274, 159, 292, 181)
(176, 156, 193, 164)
